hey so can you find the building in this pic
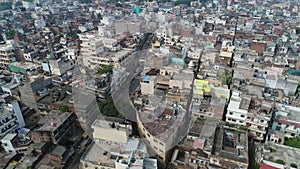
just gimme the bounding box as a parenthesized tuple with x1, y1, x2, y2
(79, 34, 105, 69)
(1, 132, 31, 153)
(30, 111, 76, 144)
(72, 80, 100, 138)
(191, 79, 230, 120)
(92, 119, 130, 144)
(0, 101, 25, 138)
(81, 119, 156, 169)
(137, 102, 188, 162)
(114, 20, 143, 35)
(225, 91, 273, 141)
(210, 126, 249, 169)
(0, 41, 15, 67)
(271, 103, 300, 138)
(48, 57, 73, 76)
(18, 76, 52, 111)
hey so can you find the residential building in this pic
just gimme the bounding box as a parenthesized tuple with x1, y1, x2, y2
(225, 91, 273, 141)
(49, 57, 73, 76)
(114, 20, 143, 35)
(137, 102, 188, 162)
(72, 80, 100, 138)
(30, 111, 76, 144)
(0, 41, 15, 67)
(18, 76, 52, 112)
(1, 132, 31, 154)
(81, 119, 156, 169)
(271, 103, 300, 138)
(191, 79, 230, 120)
(0, 101, 25, 138)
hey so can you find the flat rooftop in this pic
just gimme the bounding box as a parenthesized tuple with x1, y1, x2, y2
(36, 111, 74, 131)
(82, 138, 147, 168)
(92, 119, 129, 132)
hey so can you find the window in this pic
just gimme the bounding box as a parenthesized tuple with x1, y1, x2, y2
(260, 119, 264, 123)
(159, 142, 164, 146)
(247, 116, 251, 119)
(241, 115, 245, 118)
(143, 128, 145, 131)
(147, 133, 151, 137)
(154, 146, 158, 150)
(154, 139, 158, 143)
(159, 149, 164, 153)
(229, 112, 233, 115)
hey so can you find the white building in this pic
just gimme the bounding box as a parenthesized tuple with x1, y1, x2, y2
(81, 119, 156, 169)
(0, 41, 15, 67)
(1, 132, 31, 153)
(225, 92, 273, 141)
(0, 101, 25, 138)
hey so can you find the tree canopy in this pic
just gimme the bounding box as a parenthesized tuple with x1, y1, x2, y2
(59, 105, 69, 112)
(98, 96, 121, 117)
(7, 30, 16, 40)
(0, 2, 12, 11)
(296, 27, 300, 35)
(98, 65, 113, 74)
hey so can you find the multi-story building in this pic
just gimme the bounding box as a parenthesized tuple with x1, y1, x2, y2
(114, 20, 143, 35)
(225, 91, 273, 141)
(48, 57, 74, 76)
(1, 133, 31, 153)
(137, 102, 188, 162)
(191, 79, 230, 120)
(18, 76, 52, 112)
(79, 34, 105, 69)
(0, 101, 25, 138)
(272, 103, 300, 138)
(0, 41, 15, 67)
(72, 83, 100, 138)
(81, 119, 156, 169)
(30, 111, 76, 144)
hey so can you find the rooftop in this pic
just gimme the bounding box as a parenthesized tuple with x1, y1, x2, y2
(36, 111, 74, 131)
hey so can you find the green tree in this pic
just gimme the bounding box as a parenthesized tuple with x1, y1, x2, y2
(296, 28, 300, 35)
(6, 30, 16, 40)
(59, 105, 69, 112)
(98, 65, 113, 74)
(291, 163, 298, 168)
(174, 0, 191, 6)
(15, 1, 22, 6)
(0, 2, 12, 11)
(98, 96, 121, 117)
(284, 138, 300, 149)
(276, 159, 285, 165)
(78, 0, 92, 3)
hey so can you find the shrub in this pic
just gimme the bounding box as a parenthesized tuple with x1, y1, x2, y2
(276, 159, 285, 165)
(291, 163, 298, 168)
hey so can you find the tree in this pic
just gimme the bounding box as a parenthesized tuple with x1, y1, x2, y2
(6, 30, 16, 40)
(98, 65, 113, 74)
(291, 163, 298, 168)
(59, 105, 69, 112)
(78, 0, 92, 3)
(296, 28, 300, 35)
(98, 96, 121, 117)
(0, 2, 12, 11)
(276, 159, 285, 165)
